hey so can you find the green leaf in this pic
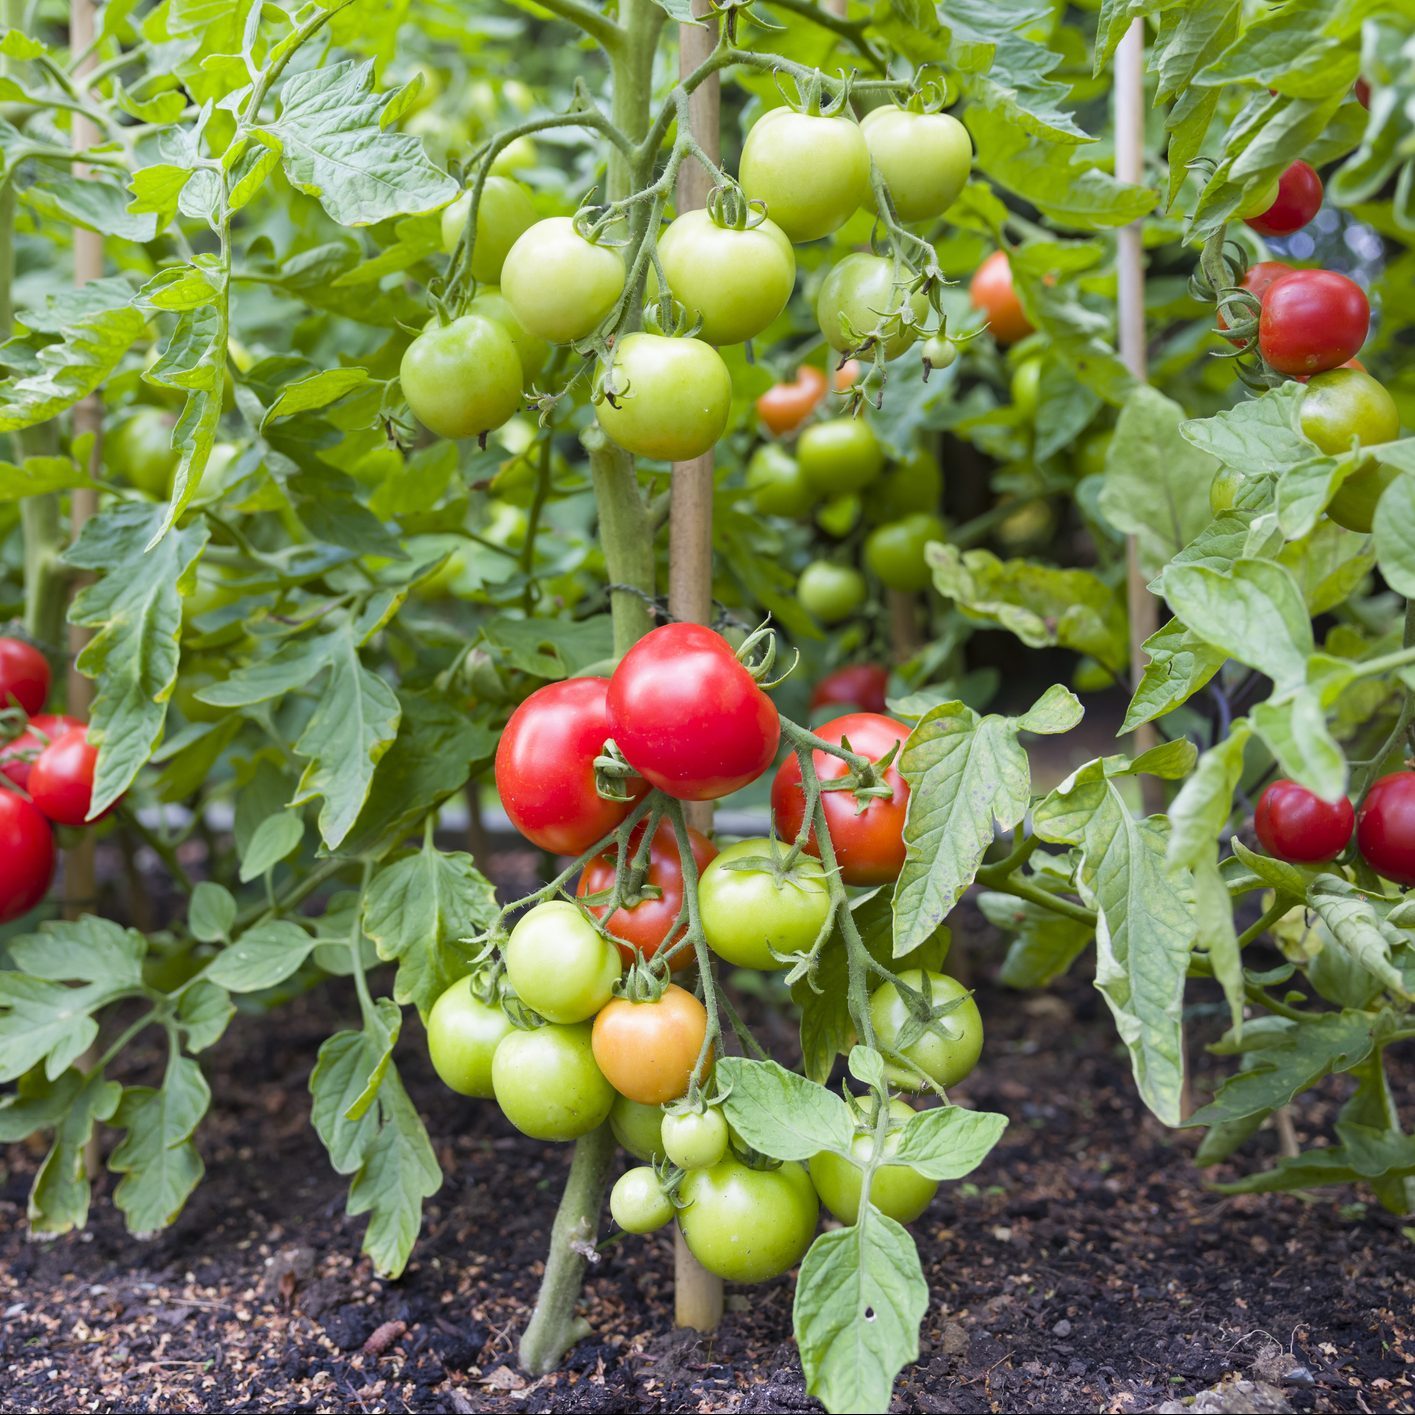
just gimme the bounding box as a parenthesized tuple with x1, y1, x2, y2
(195, 634, 332, 708)
(892, 1106, 1008, 1180)
(66, 504, 209, 815)
(0, 452, 95, 500)
(1179, 384, 1307, 472)
(8, 914, 146, 983)
(108, 1051, 210, 1234)
(206, 920, 318, 993)
(1034, 759, 1196, 1124)
(794, 1213, 929, 1415)
(309, 999, 402, 1173)
(893, 686, 1082, 954)
(980, 888, 1094, 988)
(1098, 386, 1216, 577)
(189, 881, 237, 943)
(1121, 620, 1227, 732)
(1250, 684, 1347, 804)
(362, 845, 498, 1019)
(1307, 877, 1414, 1000)
(263, 368, 372, 425)
(1167, 722, 1251, 871)
(1373, 470, 1415, 596)
(716, 1057, 855, 1161)
(260, 59, 458, 227)
(176, 981, 234, 1054)
(22, 175, 159, 242)
(238, 810, 305, 882)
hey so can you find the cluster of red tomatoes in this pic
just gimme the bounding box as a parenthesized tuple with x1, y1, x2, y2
(424, 624, 982, 1278)
(1255, 774, 1415, 887)
(0, 638, 107, 924)
(404, 101, 974, 458)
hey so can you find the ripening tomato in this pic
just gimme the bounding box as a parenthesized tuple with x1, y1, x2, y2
(771, 712, 910, 886)
(1258, 269, 1369, 376)
(1216, 260, 1292, 344)
(495, 677, 648, 855)
(863, 513, 946, 593)
(501, 217, 626, 343)
(0, 638, 51, 716)
(0, 791, 55, 924)
(808, 1097, 939, 1225)
(606, 623, 780, 801)
(595, 333, 733, 462)
(796, 418, 884, 496)
(969, 250, 1032, 345)
(491, 1022, 616, 1141)
(591, 983, 710, 1105)
(610, 1095, 666, 1161)
(439, 177, 537, 283)
(0, 713, 84, 790)
(746, 444, 813, 518)
(861, 106, 971, 222)
(1011, 358, 1042, 419)
(577, 819, 717, 967)
(698, 837, 831, 970)
(796, 560, 867, 625)
(810, 664, 889, 715)
(426, 977, 514, 1098)
(611, 1167, 674, 1233)
(662, 1106, 729, 1170)
(504, 900, 622, 1025)
(738, 107, 871, 242)
(1356, 773, 1415, 887)
(29, 726, 108, 827)
(870, 970, 983, 1091)
(816, 253, 928, 361)
(401, 316, 523, 440)
(1299, 368, 1401, 532)
(658, 208, 796, 345)
(678, 1156, 819, 1283)
(1254, 780, 1354, 864)
(832, 359, 863, 393)
(756, 365, 828, 436)
(1244, 161, 1323, 238)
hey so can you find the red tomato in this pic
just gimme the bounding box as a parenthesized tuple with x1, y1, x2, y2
(1356, 773, 1415, 887)
(969, 251, 1032, 345)
(606, 623, 781, 801)
(0, 638, 51, 717)
(0, 791, 55, 922)
(809, 664, 889, 715)
(28, 726, 109, 827)
(770, 712, 910, 886)
(1355, 77, 1370, 109)
(1258, 270, 1369, 376)
(756, 366, 827, 437)
(1216, 260, 1292, 344)
(1244, 161, 1323, 238)
(1254, 779, 1354, 863)
(495, 677, 649, 856)
(0, 713, 84, 790)
(576, 819, 718, 967)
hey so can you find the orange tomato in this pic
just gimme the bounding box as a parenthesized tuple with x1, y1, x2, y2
(756, 365, 827, 436)
(969, 250, 1033, 345)
(591, 984, 710, 1104)
(832, 359, 863, 392)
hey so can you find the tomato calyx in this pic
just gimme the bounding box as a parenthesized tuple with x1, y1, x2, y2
(773, 65, 855, 120)
(615, 952, 675, 1004)
(733, 619, 796, 689)
(780, 716, 897, 807)
(704, 182, 769, 233)
(592, 738, 646, 804)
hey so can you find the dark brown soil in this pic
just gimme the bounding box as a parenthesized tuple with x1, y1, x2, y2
(1, 908, 1411, 1414)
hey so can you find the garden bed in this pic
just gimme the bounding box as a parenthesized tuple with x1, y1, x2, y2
(2, 909, 1409, 1415)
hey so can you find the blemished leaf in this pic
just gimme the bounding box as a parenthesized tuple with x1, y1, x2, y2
(189, 881, 237, 943)
(362, 846, 498, 1019)
(1307, 877, 1413, 1000)
(1034, 758, 1196, 1125)
(794, 1213, 929, 1415)
(238, 811, 306, 882)
(893, 1106, 1008, 1180)
(66, 503, 210, 816)
(1099, 386, 1216, 577)
(717, 1058, 856, 1160)
(260, 59, 458, 227)
(108, 1051, 210, 1235)
(205, 920, 318, 993)
(893, 686, 1082, 955)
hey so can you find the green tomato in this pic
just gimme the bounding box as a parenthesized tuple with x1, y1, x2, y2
(861, 106, 971, 223)
(611, 1167, 674, 1233)
(1209, 465, 1247, 515)
(738, 107, 870, 243)
(501, 217, 626, 343)
(797, 418, 884, 496)
(107, 407, 178, 497)
(595, 333, 732, 462)
(815, 493, 863, 538)
(661, 1107, 730, 1170)
(747, 444, 813, 519)
(920, 335, 957, 375)
(797, 560, 867, 624)
(439, 177, 537, 285)
(467, 287, 549, 384)
(816, 253, 928, 361)
(610, 1095, 665, 1162)
(491, 1022, 615, 1141)
(698, 837, 831, 970)
(678, 1157, 819, 1283)
(809, 1097, 939, 1224)
(1327, 461, 1401, 534)
(863, 513, 947, 593)
(869, 970, 984, 1092)
(658, 208, 796, 346)
(1300, 369, 1401, 533)
(504, 900, 622, 1024)
(401, 315, 523, 440)
(876, 445, 943, 520)
(426, 976, 514, 1098)
(490, 135, 539, 176)
(1011, 358, 1042, 419)
(1072, 427, 1113, 481)
(188, 442, 243, 507)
